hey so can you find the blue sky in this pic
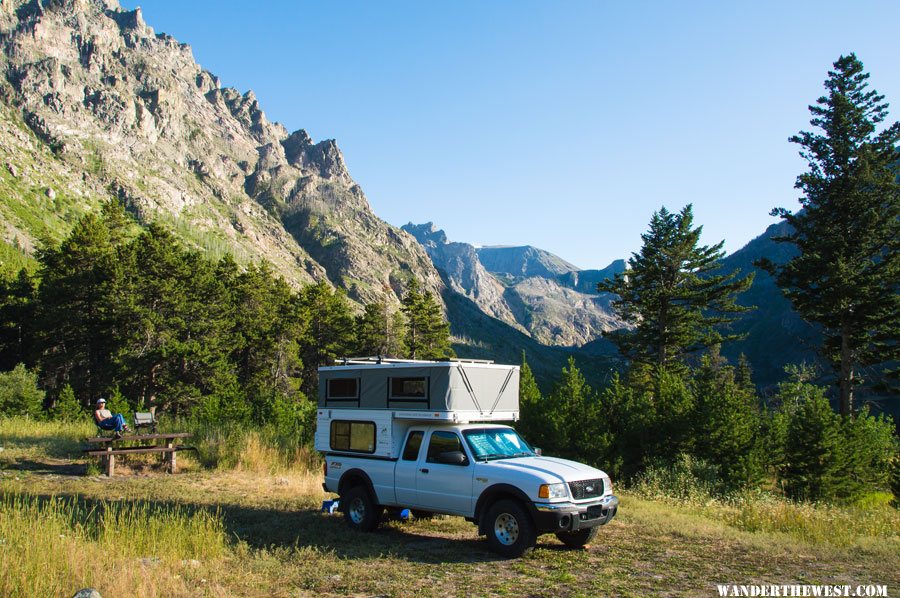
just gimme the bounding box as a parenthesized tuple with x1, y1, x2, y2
(122, 1, 900, 269)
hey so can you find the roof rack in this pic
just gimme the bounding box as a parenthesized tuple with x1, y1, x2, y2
(335, 356, 494, 365)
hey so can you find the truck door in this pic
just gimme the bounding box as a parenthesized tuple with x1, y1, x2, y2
(394, 430, 424, 506)
(416, 430, 475, 515)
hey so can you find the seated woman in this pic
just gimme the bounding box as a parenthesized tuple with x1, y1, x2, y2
(93, 398, 130, 437)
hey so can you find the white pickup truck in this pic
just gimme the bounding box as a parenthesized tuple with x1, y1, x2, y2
(322, 421, 618, 557)
(315, 358, 618, 557)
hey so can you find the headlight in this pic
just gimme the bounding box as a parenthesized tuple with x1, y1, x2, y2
(602, 475, 612, 494)
(538, 483, 568, 499)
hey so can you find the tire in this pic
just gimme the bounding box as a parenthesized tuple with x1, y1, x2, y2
(411, 510, 435, 521)
(555, 526, 599, 549)
(484, 499, 537, 558)
(341, 485, 382, 532)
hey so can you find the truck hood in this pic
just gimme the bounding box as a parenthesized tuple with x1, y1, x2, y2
(485, 456, 607, 484)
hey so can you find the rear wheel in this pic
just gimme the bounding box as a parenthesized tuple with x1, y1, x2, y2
(342, 486, 382, 532)
(484, 499, 537, 558)
(556, 526, 599, 548)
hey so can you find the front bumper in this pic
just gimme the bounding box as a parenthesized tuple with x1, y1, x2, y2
(532, 494, 619, 533)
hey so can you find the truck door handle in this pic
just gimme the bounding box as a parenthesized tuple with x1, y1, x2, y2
(420, 468, 429, 474)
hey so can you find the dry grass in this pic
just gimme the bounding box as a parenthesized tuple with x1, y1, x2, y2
(0, 417, 898, 596)
(0, 492, 226, 597)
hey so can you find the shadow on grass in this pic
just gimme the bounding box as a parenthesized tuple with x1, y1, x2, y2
(1, 490, 505, 564)
(3, 459, 89, 476)
(0, 432, 84, 459)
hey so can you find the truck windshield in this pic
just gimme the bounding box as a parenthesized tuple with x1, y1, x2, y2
(463, 428, 535, 461)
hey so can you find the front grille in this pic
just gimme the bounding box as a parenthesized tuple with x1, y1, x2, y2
(568, 478, 603, 500)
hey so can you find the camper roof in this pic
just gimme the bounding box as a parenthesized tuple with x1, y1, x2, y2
(320, 357, 505, 371)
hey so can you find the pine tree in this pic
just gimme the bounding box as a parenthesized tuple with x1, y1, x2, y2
(0, 363, 44, 417)
(401, 279, 453, 360)
(49, 384, 83, 421)
(0, 269, 37, 371)
(603, 364, 695, 478)
(890, 452, 900, 507)
(781, 390, 844, 501)
(691, 350, 764, 492)
(763, 365, 820, 480)
(516, 352, 545, 448)
(35, 206, 131, 407)
(115, 224, 238, 415)
(539, 358, 609, 465)
(598, 205, 753, 368)
(735, 353, 754, 392)
(355, 299, 407, 358)
(230, 261, 305, 420)
(841, 407, 897, 499)
(760, 54, 900, 415)
(297, 281, 355, 395)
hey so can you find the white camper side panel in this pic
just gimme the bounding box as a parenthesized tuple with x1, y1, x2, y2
(315, 409, 409, 459)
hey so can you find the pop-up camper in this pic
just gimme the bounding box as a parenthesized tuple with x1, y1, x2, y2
(314, 358, 519, 459)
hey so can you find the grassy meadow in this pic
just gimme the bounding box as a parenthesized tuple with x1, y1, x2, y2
(0, 417, 898, 597)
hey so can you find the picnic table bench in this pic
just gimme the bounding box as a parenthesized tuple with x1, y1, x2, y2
(83, 432, 194, 477)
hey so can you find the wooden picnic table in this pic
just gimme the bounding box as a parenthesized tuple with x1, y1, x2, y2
(83, 432, 194, 477)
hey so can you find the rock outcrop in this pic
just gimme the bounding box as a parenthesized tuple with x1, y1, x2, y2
(0, 0, 442, 305)
(403, 222, 625, 347)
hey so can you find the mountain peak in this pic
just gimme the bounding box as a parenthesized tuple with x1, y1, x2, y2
(476, 245, 580, 278)
(402, 222, 448, 248)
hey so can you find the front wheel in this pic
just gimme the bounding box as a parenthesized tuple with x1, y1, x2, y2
(556, 526, 599, 548)
(341, 486, 382, 532)
(484, 499, 537, 558)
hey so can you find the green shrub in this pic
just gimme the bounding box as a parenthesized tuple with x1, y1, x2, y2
(48, 384, 83, 422)
(630, 453, 719, 504)
(842, 408, 897, 498)
(102, 386, 131, 417)
(0, 364, 44, 417)
(691, 354, 764, 492)
(772, 367, 898, 502)
(890, 453, 900, 508)
(781, 391, 843, 501)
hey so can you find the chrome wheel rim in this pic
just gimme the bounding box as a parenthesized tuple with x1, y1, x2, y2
(494, 513, 519, 546)
(349, 497, 365, 524)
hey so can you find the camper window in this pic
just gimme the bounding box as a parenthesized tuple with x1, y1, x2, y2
(330, 420, 375, 453)
(327, 378, 359, 400)
(389, 377, 428, 400)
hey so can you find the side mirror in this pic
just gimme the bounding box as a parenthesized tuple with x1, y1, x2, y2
(534, 447, 542, 456)
(437, 450, 468, 465)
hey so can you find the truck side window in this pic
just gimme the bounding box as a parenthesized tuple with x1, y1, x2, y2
(402, 431, 424, 461)
(426, 431, 468, 465)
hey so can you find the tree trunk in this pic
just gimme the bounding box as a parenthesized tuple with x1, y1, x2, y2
(839, 319, 853, 417)
(658, 302, 668, 366)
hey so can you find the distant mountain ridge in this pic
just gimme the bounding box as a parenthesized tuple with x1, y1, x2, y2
(402, 222, 625, 347)
(476, 245, 580, 279)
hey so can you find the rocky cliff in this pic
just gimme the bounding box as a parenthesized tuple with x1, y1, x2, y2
(476, 245, 580, 280)
(0, 0, 442, 304)
(403, 222, 625, 347)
